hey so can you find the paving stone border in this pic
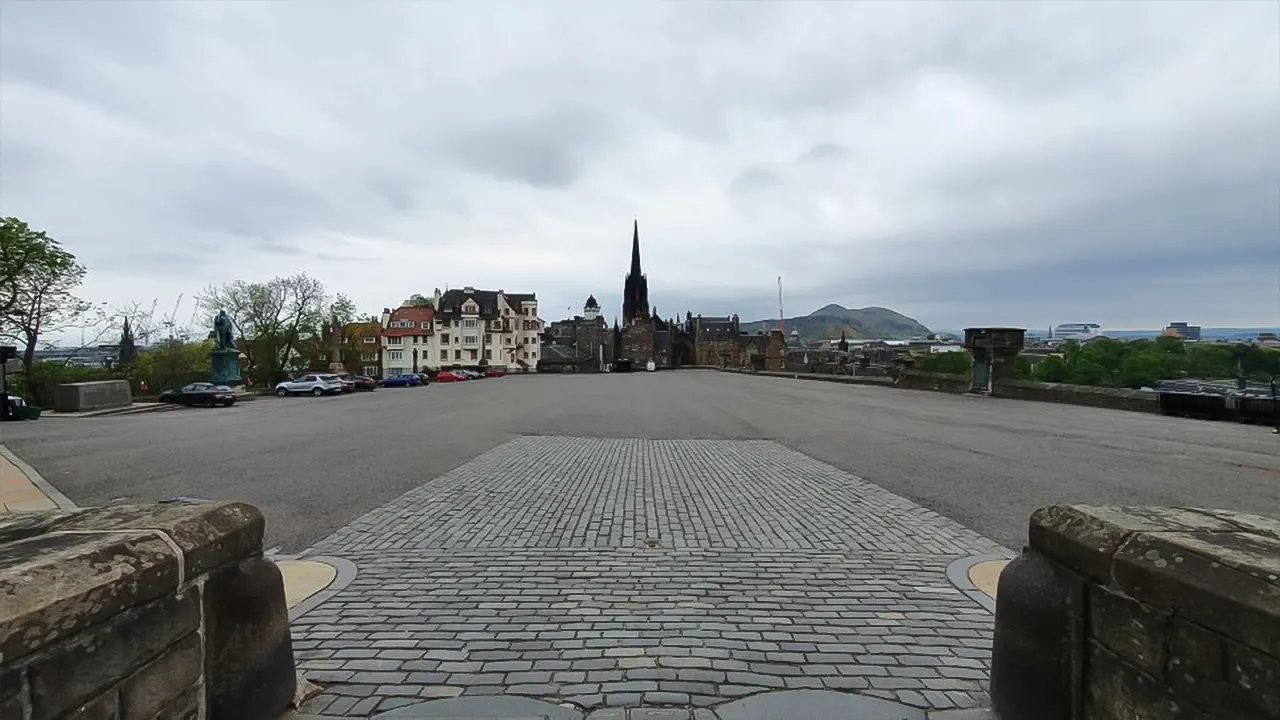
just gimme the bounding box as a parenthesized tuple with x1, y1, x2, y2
(943, 554, 1009, 614)
(288, 555, 360, 622)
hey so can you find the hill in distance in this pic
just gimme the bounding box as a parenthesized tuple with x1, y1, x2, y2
(741, 304, 931, 340)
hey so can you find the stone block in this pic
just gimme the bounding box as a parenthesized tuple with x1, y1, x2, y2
(1226, 640, 1280, 718)
(63, 690, 119, 720)
(204, 557, 296, 720)
(0, 667, 23, 720)
(1085, 641, 1208, 720)
(27, 588, 200, 720)
(152, 684, 201, 720)
(53, 501, 265, 577)
(0, 501, 262, 664)
(989, 550, 1085, 720)
(53, 380, 131, 412)
(119, 631, 202, 719)
(1028, 505, 1237, 583)
(1112, 530, 1280, 657)
(1088, 586, 1167, 677)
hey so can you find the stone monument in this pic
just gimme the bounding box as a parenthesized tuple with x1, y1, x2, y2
(211, 310, 243, 386)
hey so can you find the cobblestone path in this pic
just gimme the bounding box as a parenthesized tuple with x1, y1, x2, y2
(292, 437, 1010, 717)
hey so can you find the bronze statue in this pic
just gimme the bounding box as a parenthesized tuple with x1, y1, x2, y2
(214, 310, 236, 351)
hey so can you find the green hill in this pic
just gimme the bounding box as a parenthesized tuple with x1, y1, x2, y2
(741, 304, 930, 340)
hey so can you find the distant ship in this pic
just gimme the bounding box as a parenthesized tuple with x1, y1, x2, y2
(1049, 323, 1102, 341)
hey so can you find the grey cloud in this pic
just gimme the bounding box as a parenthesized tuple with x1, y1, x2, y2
(1, 1, 1276, 336)
(440, 105, 615, 188)
(727, 166, 785, 195)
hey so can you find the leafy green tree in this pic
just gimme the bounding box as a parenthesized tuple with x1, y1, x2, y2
(198, 273, 330, 384)
(402, 293, 434, 308)
(916, 350, 971, 374)
(1012, 355, 1033, 380)
(1035, 355, 1070, 382)
(0, 217, 94, 374)
(117, 317, 139, 368)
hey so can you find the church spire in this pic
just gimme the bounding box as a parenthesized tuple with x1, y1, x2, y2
(622, 218, 650, 324)
(630, 218, 642, 277)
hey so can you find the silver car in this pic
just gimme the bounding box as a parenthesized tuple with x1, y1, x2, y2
(274, 373, 343, 397)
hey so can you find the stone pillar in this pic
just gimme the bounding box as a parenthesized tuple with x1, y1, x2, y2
(0, 502, 296, 720)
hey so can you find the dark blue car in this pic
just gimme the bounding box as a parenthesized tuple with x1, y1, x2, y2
(380, 374, 421, 388)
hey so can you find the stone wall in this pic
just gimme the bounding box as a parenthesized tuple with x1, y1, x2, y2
(891, 369, 972, 394)
(991, 505, 1280, 720)
(0, 502, 296, 720)
(53, 379, 132, 412)
(994, 379, 1158, 413)
(621, 319, 655, 366)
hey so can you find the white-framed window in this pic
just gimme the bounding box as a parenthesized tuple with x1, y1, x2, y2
(439, 350, 448, 360)
(421, 321, 430, 329)
(485, 349, 492, 359)
(388, 350, 403, 361)
(464, 318, 477, 328)
(386, 336, 402, 345)
(362, 365, 379, 377)
(486, 334, 493, 344)
(468, 349, 478, 360)
(361, 353, 377, 361)
(363, 336, 376, 344)
(388, 366, 407, 376)
(454, 350, 462, 360)
(464, 335, 478, 345)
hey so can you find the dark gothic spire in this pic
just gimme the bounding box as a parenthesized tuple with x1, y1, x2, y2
(622, 219, 650, 324)
(630, 218, 642, 277)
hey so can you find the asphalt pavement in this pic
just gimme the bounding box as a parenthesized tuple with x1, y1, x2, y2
(3, 370, 1277, 552)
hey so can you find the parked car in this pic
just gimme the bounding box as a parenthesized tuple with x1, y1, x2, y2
(416, 373, 432, 386)
(275, 374, 343, 397)
(352, 375, 378, 391)
(484, 368, 506, 378)
(436, 370, 464, 383)
(159, 383, 237, 407)
(333, 373, 358, 392)
(380, 374, 421, 388)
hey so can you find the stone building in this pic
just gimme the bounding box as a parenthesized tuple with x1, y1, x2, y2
(540, 296, 614, 372)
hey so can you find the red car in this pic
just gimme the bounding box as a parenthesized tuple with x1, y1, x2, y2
(484, 368, 506, 378)
(436, 370, 464, 382)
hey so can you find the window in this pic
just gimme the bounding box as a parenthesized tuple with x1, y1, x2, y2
(454, 350, 461, 360)
(421, 321, 430, 329)
(439, 350, 448, 360)
(441, 333, 449, 344)
(363, 336, 376, 344)
(463, 335, 478, 345)
(386, 336, 402, 345)
(522, 351, 528, 359)
(388, 350, 403, 361)
(468, 349, 478, 360)
(486, 334, 493, 344)
(505, 337, 513, 346)
(317, 353, 327, 360)
(361, 353, 377, 362)
(485, 349, 492, 359)
(363, 365, 379, 377)
(464, 318, 477, 328)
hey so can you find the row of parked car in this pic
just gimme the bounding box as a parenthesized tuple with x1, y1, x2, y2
(274, 367, 507, 397)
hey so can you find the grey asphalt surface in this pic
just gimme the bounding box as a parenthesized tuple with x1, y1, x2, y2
(3, 370, 1278, 552)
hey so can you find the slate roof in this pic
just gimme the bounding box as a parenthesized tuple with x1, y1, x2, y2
(436, 289, 537, 320)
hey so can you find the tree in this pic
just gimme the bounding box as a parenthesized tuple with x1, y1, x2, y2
(197, 273, 329, 384)
(403, 294, 433, 308)
(0, 217, 94, 374)
(1034, 355, 1070, 383)
(117, 317, 139, 368)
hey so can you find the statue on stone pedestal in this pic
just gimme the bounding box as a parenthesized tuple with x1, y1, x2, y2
(210, 310, 243, 386)
(214, 310, 236, 351)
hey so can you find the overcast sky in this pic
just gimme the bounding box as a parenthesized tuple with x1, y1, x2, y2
(2, 1, 1278, 337)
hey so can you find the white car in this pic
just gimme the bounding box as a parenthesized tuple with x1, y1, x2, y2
(275, 374, 343, 397)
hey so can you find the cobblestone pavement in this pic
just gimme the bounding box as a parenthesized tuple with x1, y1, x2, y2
(292, 437, 1009, 717)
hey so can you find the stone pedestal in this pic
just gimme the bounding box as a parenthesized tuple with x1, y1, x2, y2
(211, 349, 242, 386)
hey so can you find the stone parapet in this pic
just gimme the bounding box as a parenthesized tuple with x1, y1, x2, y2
(52, 380, 132, 412)
(991, 505, 1280, 720)
(0, 501, 295, 720)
